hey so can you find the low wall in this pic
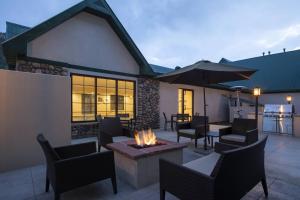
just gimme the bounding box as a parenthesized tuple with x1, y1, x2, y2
(0, 70, 71, 172)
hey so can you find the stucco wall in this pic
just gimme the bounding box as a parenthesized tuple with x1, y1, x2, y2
(159, 82, 230, 128)
(27, 12, 140, 75)
(0, 70, 71, 172)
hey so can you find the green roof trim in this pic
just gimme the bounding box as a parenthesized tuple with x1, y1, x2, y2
(2, 0, 155, 76)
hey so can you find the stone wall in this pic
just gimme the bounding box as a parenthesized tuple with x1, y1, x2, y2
(136, 78, 160, 130)
(16, 59, 68, 76)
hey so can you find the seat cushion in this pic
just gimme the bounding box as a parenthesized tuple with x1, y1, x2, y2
(112, 136, 131, 143)
(178, 129, 195, 135)
(221, 134, 246, 143)
(183, 152, 221, 176)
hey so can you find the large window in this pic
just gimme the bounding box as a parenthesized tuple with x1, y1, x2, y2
(72, 74, 135, 122)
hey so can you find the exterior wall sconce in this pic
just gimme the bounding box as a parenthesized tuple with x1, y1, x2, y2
(286, 96, 292, 104)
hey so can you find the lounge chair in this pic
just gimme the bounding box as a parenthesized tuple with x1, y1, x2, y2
(176, 116, 209, 148)
(159, 136, 268, 200)
(37, 134, 117, 200)
(219, 118, 258, 146)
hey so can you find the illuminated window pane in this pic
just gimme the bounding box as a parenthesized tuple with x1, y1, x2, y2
(126, 82, 134, 89)
(72, 76, 83, 85)
(118, 80, 125, 89)
(72, 75, 96, 121)
(84, 77, 95, 86)
(107, 79, 116, 88)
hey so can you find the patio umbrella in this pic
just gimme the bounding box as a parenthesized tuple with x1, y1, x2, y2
(157, 60, 257, 150)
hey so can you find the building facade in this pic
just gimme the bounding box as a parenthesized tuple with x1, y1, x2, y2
(0, 0, 231, 137)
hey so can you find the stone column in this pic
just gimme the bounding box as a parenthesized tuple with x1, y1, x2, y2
(136, 78, 160, 130)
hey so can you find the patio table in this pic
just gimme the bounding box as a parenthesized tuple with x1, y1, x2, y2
(208, 124, 232, 148)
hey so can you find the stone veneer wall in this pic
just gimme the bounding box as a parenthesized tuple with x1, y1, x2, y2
(136, 78, 160, 130)
(16, 60, 68, 76)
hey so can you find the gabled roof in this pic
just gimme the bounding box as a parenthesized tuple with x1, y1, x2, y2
(2, 0, 155, 76)
(5, 22, 30, 40)
(150, 64, 174, 74)
(220, 50, 300, 93)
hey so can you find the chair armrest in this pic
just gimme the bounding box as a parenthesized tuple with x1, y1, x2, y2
(219, 127, 232, 137)
(54, 151, 115, 186)
(214, 142, 240, 154)
(176, 122, 191, 130)
(159, 159, 214, 200)
(54, 142, 97, 159)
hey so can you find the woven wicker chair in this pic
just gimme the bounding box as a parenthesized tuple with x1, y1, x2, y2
(37, 134, 117, 200)
(176, 116, 209, 148)
(159, 136, 268, 200)
(219, 118, 258, 146)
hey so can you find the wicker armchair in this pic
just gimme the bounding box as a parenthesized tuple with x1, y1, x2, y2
(159, 136, 268, 200)
(98, 117, 132, 151)
(219, 118, 258, 146)
(176, 116, 209, 148)
(37, 134, 117, 200)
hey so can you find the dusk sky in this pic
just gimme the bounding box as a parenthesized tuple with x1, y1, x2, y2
(1, 0, 300, 68)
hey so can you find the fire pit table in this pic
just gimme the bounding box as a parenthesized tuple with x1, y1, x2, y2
(107, 139, 187, 189)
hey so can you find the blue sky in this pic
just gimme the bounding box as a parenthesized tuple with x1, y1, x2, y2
(1, 0, 300, 68)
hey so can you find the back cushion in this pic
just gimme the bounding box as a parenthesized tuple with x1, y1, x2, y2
(191, 116, 208, 129)
(232, 118, 256, 133)
(101, 117, 123, 136)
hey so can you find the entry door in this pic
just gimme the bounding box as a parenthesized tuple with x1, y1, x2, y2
(178, 89, 194, 116)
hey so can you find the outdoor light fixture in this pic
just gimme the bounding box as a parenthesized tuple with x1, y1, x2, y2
(253, 87, 261, 127)
(286, 96, 292, 104)
(253, 87, 261, 96)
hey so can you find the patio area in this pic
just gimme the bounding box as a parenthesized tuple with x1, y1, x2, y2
(1, 130, 300, 200)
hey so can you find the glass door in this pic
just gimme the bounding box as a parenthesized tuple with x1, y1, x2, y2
(178, 89, 194, 117)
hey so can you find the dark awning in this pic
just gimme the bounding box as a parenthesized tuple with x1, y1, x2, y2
(157, 60, 257, 86)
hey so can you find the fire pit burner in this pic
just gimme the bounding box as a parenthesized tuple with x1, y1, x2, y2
(128, 141, 166, 149)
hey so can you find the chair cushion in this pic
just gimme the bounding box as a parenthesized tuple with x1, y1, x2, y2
(178, 129, 195, 135)
(221, 134, 246, 143)
(112, 136, 131, 143)
(183, 152, 221, 176)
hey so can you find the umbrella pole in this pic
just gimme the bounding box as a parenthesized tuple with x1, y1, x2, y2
(203, 87, 208, 150)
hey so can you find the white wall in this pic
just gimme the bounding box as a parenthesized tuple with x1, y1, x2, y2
(0, 70, 71, 172)
(27, 12, 140, 75)
(159, 82, 230, 128)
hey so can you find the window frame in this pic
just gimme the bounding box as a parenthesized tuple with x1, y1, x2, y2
(71, 73, 136, 123)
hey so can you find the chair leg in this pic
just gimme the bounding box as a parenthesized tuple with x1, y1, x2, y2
(45, 175, 50, 192)
(177, 135, 180, 143)
(55, 192, 60, 200)
(195, 139, 198, 148)
(160, 188, 165, 200)
(164, 122, 167, 131)
(111, 177, 118, 194)
(261, 177, 268, 197)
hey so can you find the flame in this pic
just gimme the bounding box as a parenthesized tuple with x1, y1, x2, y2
(134, 129, 157, 146)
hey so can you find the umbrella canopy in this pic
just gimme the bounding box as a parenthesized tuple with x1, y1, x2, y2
(157, 60, 256, 86)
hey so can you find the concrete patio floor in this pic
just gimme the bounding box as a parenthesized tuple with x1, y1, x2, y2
(1, 131, 300, 200)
